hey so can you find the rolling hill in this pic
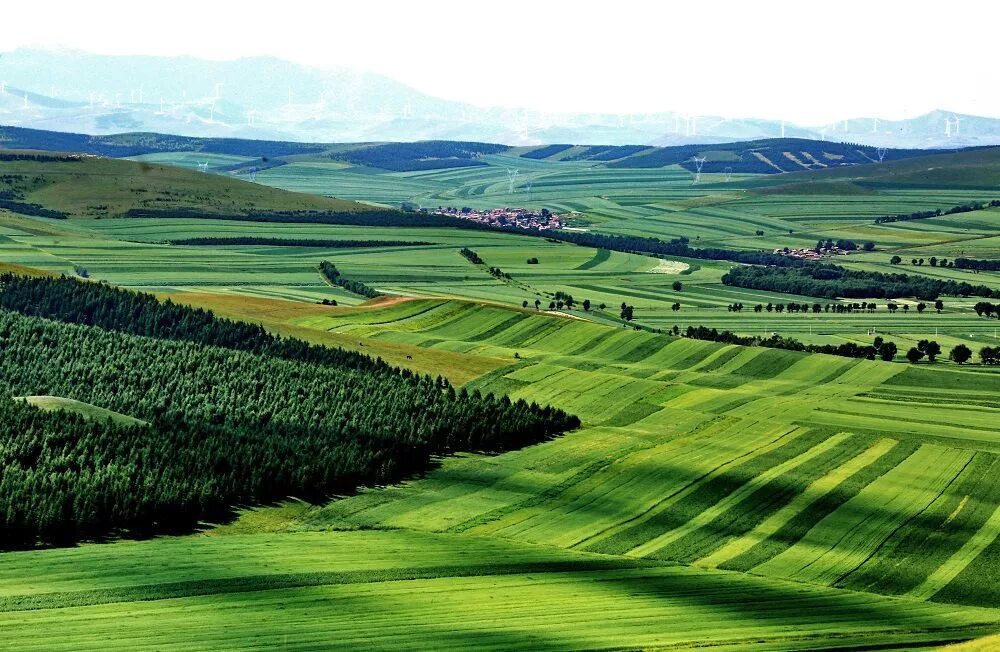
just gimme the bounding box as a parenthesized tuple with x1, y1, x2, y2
(0, 150, 394, 219)
(0, 125, 973, 176)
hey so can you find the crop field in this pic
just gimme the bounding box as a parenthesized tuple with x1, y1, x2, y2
(6, 531, 1000, 651)
(0, 213, 996, 351)
(3, 294, 997, 649)
(0, 144, 999, 649)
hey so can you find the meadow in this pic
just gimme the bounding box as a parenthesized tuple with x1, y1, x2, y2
(0, 144, 999, 649)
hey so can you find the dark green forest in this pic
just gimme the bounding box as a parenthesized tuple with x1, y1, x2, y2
(0, 277, 577, 548)
(721, 264, 1000, 300)
(0, 274, 386, 371)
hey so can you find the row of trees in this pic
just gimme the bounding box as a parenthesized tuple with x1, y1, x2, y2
(0, 299, 578, 547)
(521, 295, 610, 313)
(895, 256, 959, 268)
(873, 199, 1000, 224)
(318, 261, 382, 299)
(736, 300, 945, 314)
(722, 264, 1000, 300)
(956, 258, 1000, 272)
(459, 247, 484, 264)
(683, 325, 887, 359)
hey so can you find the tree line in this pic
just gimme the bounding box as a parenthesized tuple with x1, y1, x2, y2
(318, 261, 382, 299)
(0, 274, 386, 373)
(683, 325, 890, 360)
(0, 290, 578, 548)
(873, 199, 1000, 224)
(738, 300, 943, 314)
(167, 237, 433, 248)
(459, 247, 484, 264)
(722, 264, 1000, 300)
(956, 259, 1000, 272)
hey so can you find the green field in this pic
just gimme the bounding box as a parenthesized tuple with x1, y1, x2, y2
(0, 145, 999, 649)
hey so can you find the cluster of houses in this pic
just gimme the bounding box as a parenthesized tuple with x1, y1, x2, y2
(772, 245, 851, 260)
(435, 206, 565, 230)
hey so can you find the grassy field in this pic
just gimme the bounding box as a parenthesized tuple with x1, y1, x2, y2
(0, 213, 995, 352)
(5, 530, 999, 651)
(0, 145, 999, 648)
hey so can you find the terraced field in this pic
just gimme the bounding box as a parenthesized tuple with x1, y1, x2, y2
(1, 143, 999, 649)
(3, 296, 1000, 650)
(270, 299, 1000, 608)
(0, 214, 996, 351)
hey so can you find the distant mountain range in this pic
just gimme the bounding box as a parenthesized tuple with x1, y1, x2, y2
(1, 49, 999, 149)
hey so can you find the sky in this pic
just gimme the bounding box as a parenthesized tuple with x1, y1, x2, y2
(3, 0, 997, 125)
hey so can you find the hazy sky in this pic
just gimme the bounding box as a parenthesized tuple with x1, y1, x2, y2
(4, 0, 997, 124)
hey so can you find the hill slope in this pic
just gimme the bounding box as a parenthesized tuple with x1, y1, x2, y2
(0, 151, 391, 218)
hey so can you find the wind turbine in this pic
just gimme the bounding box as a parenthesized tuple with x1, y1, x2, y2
(944, 116, 952, 137)
(0, 81, 6, 94)
(247, 110, 257, 128)
(952, 114, 963, 136)
(780, 121, 786, 138)
(197, 162, 209, 173)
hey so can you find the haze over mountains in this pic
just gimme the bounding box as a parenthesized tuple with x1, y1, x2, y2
(1, 48, 998, 149)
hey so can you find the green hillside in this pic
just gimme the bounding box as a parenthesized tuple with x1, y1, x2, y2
(0, 151, 382, 218)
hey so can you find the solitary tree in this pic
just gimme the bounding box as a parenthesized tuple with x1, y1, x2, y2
(522, 300, 529, 309)
(950, 344, 972, 365)
(935, 299, 944, 313)
(906, 347, 925, 363)
(890, 255, 902, 264)
(582, 299, 591, 311)
(599, 303, 606, 311)
(672, 281, 683, 292)
(879, 341, 897, 362)
(671, 302, 681, 311)
(534, 298, 541, 310)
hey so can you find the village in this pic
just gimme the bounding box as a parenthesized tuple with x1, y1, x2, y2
(435, 206, 566, 230)
(772, 242, 858, 260)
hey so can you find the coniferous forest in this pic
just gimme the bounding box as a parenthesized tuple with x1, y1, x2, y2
(0, 276, 578, 548)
